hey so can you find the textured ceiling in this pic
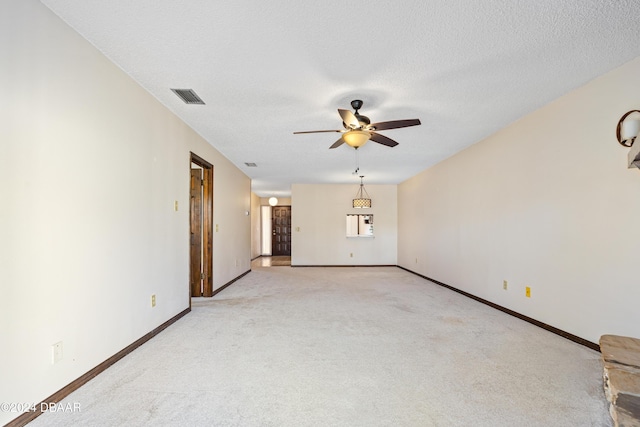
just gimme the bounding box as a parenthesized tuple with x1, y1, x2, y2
(41, 0, 640, 197)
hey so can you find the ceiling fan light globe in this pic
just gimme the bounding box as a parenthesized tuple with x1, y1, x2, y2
(343, 130, 370, 148)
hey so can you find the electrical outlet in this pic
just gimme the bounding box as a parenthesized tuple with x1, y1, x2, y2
(151, 294, 156, 307)
(525, 287, 531, 298)
(174, 201, 179, 211)
(350, 253, 353, 258)
(503, 280, 508, 290)
(52, 342, 63, 364)
(215, 224, 219, 232)
(415, 257, 418, 264)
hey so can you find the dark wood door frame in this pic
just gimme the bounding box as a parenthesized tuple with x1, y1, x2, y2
(190, 152, 213, 298)
(190, 168, 203, 297)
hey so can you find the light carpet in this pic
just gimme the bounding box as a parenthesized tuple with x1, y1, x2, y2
(28, 266, 611, 426)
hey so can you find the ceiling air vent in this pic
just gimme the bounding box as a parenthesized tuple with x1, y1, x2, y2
(244, 162, 257, 167)
(170, 88, 205, 105)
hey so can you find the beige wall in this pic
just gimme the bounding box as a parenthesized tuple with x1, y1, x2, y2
(260, 197, 292, 206)
(398, 56, 640, 344)
(250, 192, 262, 259)
(0, 1, 250, 423)
(292, 184, 397, 265)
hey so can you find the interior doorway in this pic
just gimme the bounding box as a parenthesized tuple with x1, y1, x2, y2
(190, 153, 213, 297)
(271, 206, 291, 256)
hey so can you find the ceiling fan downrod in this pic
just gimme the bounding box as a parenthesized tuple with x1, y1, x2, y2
(351, 99, 364, 114)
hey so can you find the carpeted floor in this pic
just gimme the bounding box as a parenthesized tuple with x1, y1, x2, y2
(28, 266, 611, 426)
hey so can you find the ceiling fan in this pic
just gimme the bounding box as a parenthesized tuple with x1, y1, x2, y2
(294, 100, 421, 149)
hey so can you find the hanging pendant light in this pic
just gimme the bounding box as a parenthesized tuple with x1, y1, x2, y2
(352, 176, 371, 208)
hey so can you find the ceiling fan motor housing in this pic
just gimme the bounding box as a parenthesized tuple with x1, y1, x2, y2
(356, 114, 370, 126)
(349, 100, 370, 127)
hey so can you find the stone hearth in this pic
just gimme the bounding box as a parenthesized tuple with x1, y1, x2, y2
(600, 334, 640, 427)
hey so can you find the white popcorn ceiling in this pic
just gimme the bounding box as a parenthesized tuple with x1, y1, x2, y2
(41, 0, 640, 196)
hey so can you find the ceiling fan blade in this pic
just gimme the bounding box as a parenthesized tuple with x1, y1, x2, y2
(329, 138, 345, 149)
(293, 130, 342, 134)
(338, 109, 359, 128)
(370, 119, 421, 131)
(370, 132, 399, 147)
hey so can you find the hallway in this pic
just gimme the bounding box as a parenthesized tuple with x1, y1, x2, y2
(251, 256, 291, 268)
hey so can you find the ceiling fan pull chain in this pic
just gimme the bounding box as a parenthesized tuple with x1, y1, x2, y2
(353, 147, 360, 174)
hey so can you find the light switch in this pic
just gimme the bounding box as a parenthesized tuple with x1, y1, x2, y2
(52, 342, 63, 364)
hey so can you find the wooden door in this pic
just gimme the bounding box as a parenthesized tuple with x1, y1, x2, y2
(272, 206, 291, 256)
(190, 168, 203, 297)
(190, 153, 213, 299)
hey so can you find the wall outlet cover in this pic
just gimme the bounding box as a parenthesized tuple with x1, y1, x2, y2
(52, 342, 63, 364)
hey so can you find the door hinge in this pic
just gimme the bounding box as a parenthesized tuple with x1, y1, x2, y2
(201, 272, 205, 280)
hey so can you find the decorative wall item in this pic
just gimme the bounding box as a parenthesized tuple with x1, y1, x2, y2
(616, 110, 640, 169)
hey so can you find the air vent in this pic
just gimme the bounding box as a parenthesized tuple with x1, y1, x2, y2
(244, 162, 257, 167)
(170, 88, 205, 105)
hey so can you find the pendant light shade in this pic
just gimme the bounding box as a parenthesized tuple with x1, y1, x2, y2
(352, 176, 371, 208)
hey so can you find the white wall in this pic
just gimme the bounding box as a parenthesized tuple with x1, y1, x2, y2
(292, 184, 397, 265)
(398, 56, 640, 344)
(0, 2, 250, 424)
